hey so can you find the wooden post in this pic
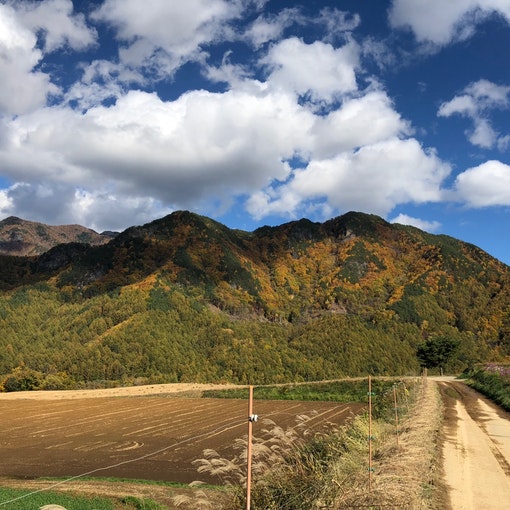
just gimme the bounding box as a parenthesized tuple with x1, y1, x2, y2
(368, 375, 373, 491)
(393, 384, 400, 448)
(246, 385, 254, 510)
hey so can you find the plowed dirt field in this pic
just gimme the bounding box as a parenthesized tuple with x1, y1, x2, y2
(0, 385, 363, 484)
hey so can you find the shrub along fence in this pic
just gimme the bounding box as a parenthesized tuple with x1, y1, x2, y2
(466, 363, 510, 411)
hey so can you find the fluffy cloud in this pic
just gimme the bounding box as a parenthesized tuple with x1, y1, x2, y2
(0, 187, 13, 212)
(390, 213, 441, 232)
(1, 40, 432, 230)
(94, 0, 233, 48)
(454, 160, 510, 206)
(389, 0, 510, 45)
(246, 138, 451, 219)
(71, 190, 173, 233)
(311, 90, 411, 157)
(0, 0, 454, 233)
(1, 182, 77, 225)
(438, 79, 510, 148)
(1, 88, 315, 210)
(245, 7, 360, 47)
(0, 0, 96, 116)
(92, 0, 242, 79)
(0, 4, 57, 115)
(245, 8, 301, 46)
(14, 0, 96, 52)
(0, 182, 170, 232)
(2, 0, 499, 234)
(263, 37, 359, 103)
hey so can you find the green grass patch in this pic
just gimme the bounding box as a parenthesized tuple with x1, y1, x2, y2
(119, 496, 167, 509)
(39, 476, 187, 488)
(0, 478, 179, 509)
(0, 487, 116, 509)
(443, 386, 461, 399)
(466, 368, 510, 411)
(203, 379, 403, 403)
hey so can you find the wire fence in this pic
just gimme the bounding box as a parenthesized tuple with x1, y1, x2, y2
(0, 375, 428, 509)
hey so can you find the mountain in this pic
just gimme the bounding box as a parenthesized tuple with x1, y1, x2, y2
(0, 216, 115, 256)
(0, 210, 509, 389)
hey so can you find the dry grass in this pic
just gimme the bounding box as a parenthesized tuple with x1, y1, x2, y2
(355, 377, 445, 510)
(296, 378, 445, 509)
(174, 378, 445, 510)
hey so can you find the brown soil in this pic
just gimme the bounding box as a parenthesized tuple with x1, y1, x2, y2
(0, 382, 240, 400)
(0, 383, 363, 509)
(437, 379, 510, 510)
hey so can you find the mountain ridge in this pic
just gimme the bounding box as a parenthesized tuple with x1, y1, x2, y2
(0, 216, 115, 257)
(0, 210, 509, 387)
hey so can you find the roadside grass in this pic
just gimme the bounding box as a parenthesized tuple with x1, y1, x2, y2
(365, 377, 445, 509)
(176, 376, 443, 509)
(465, 366, 510, 411)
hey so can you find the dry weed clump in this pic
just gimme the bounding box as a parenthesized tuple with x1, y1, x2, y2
(173, 378, 443, 510)
(355, 378, 444, 510)
(172, 412, 337, 509)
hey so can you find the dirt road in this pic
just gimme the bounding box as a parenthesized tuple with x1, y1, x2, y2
(437, 379, 510, 510)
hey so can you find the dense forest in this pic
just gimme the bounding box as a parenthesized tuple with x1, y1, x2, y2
(0, 211, 509, 390)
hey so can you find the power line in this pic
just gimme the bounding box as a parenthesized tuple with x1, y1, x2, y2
(0, 394, 356, 507)
(0, 416, 245, 507)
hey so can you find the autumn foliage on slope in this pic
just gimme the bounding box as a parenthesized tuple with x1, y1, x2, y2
(0, 211, 509, 387)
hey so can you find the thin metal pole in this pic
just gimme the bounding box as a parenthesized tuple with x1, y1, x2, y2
(246, 385, 254, 510)
(368, 375, 372, 491)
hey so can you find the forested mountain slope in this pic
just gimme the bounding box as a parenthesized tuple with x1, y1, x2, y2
(0, 211, 509, 388)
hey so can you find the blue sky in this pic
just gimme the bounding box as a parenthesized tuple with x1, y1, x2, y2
(0, 0, 509, 265)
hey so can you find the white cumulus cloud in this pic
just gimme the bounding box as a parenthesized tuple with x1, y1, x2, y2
(0, 4, 57, 115)
(92, 0, 242, 80)
(438, 79, 510, 149)
(311, 90, 411, 157)
(245, 8, 301, 46)
(263, 37, 360, 103)
(390, 213, 441, 232)
(454, 160, 510, 206)
(247, 138, 451, 219)
(14, 0, 96, 53)
(0, 87, 315, 213)
(389, 0, 510, 46)
(1, 0, 498, 235)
